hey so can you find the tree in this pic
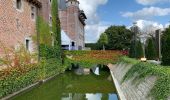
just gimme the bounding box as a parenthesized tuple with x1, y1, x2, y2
(97, 33, 108, 50)
(146, 38, 157, 60)
(104, 26, 132, 50)
(52, 0, 62, 61)
(129, 40, 143, 58)
(136, 40, 144, 58)
(161, 26, 170, 65)
(129, 40, 136, 58)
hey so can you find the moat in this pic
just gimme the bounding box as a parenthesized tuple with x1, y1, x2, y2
(10, 69, 118, 100)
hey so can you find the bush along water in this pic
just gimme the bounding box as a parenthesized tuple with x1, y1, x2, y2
(0, 44, 67, 98)
(121, 57, 170, 100)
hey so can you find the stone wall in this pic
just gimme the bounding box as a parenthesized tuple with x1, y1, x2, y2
(109, 62, 160, 100)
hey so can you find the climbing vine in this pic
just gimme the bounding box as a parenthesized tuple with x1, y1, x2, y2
(52, 0, 62, 61)
(121, 57, 170, 100)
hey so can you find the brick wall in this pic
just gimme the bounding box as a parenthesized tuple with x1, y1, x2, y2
(0, 0, 38, 54)
(40, 0, 51, 24)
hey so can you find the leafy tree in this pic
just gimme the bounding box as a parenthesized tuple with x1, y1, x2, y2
(97, 33, 108, 50)
(146, 38, 157, 60)
(161, 26, 170, 65)
(52, 0, 62, 61)
(104, 26, 132, 50)
(129, 40, 143, 58)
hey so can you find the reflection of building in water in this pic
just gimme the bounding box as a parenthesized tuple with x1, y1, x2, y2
(61, 93, 113, 100)
(62, 93, 85, 100)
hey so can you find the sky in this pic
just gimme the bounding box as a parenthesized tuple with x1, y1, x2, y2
(78, 0, 170, 43)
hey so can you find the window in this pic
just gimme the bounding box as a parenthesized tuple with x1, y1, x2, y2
(26, 39, 30, 51)
(72, 42, 75, 46)
(31, 6, 36, 20)
(16, 0, 22, 10)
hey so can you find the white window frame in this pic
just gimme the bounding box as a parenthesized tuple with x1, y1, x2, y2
(15, 0, 23, 12)
(25, 37, 33, 52)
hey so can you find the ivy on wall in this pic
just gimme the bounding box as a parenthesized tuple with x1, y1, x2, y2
(52, 0, 62, 61)
(121, 57, 170, 100)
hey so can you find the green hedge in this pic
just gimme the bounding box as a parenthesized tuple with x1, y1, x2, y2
(0, 59, 67, 98)
(121, 57, 170, 100)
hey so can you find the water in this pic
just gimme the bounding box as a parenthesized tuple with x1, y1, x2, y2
(11, 70, 118, 100)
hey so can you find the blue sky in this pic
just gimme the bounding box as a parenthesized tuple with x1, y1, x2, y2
(79, 0, 170, 43)
(98, 0, 170, 26)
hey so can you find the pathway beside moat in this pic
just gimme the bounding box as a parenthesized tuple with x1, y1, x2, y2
(108, 63, 166, 100)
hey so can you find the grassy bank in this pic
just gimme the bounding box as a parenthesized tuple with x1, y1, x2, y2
(121, 57, 170, 100)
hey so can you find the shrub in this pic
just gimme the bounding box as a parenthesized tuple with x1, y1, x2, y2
(0, 44, 67, 98)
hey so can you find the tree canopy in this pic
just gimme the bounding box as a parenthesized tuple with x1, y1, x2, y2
(161, 26, 170, 65)
(104, 26, 132, 50)
(97, 33, 108, 50)
(146, 38, 157, 60)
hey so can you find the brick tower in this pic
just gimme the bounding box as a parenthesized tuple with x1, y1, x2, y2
(59, 0, 87, 50)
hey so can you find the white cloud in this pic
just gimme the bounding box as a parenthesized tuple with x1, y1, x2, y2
(78, 0, 108, 43)
(79, 0, 107, 19)
(85, 24, 108, 43)
(165, 23, 170, 28)
(122, 7, 170, 20)
(136, 20, 163, 31)
(129, 20, 163, 38)
(128, 20, 164, 42)
(136, 0, 170, 5)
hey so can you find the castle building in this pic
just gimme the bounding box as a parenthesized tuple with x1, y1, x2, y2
(0, 0, 86, 56)
(59, 0, 87, 50)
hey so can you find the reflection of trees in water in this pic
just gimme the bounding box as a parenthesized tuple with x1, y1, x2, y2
(101, 93, 109, 100)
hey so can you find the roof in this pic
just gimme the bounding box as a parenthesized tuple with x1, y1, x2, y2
(27, 0, 42, 8)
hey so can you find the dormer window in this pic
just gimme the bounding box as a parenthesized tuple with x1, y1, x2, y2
(16, 0, 22, 10)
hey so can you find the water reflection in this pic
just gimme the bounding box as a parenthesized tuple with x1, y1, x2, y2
(62, 93, 118, 100)
(11, 70, 118, 100)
